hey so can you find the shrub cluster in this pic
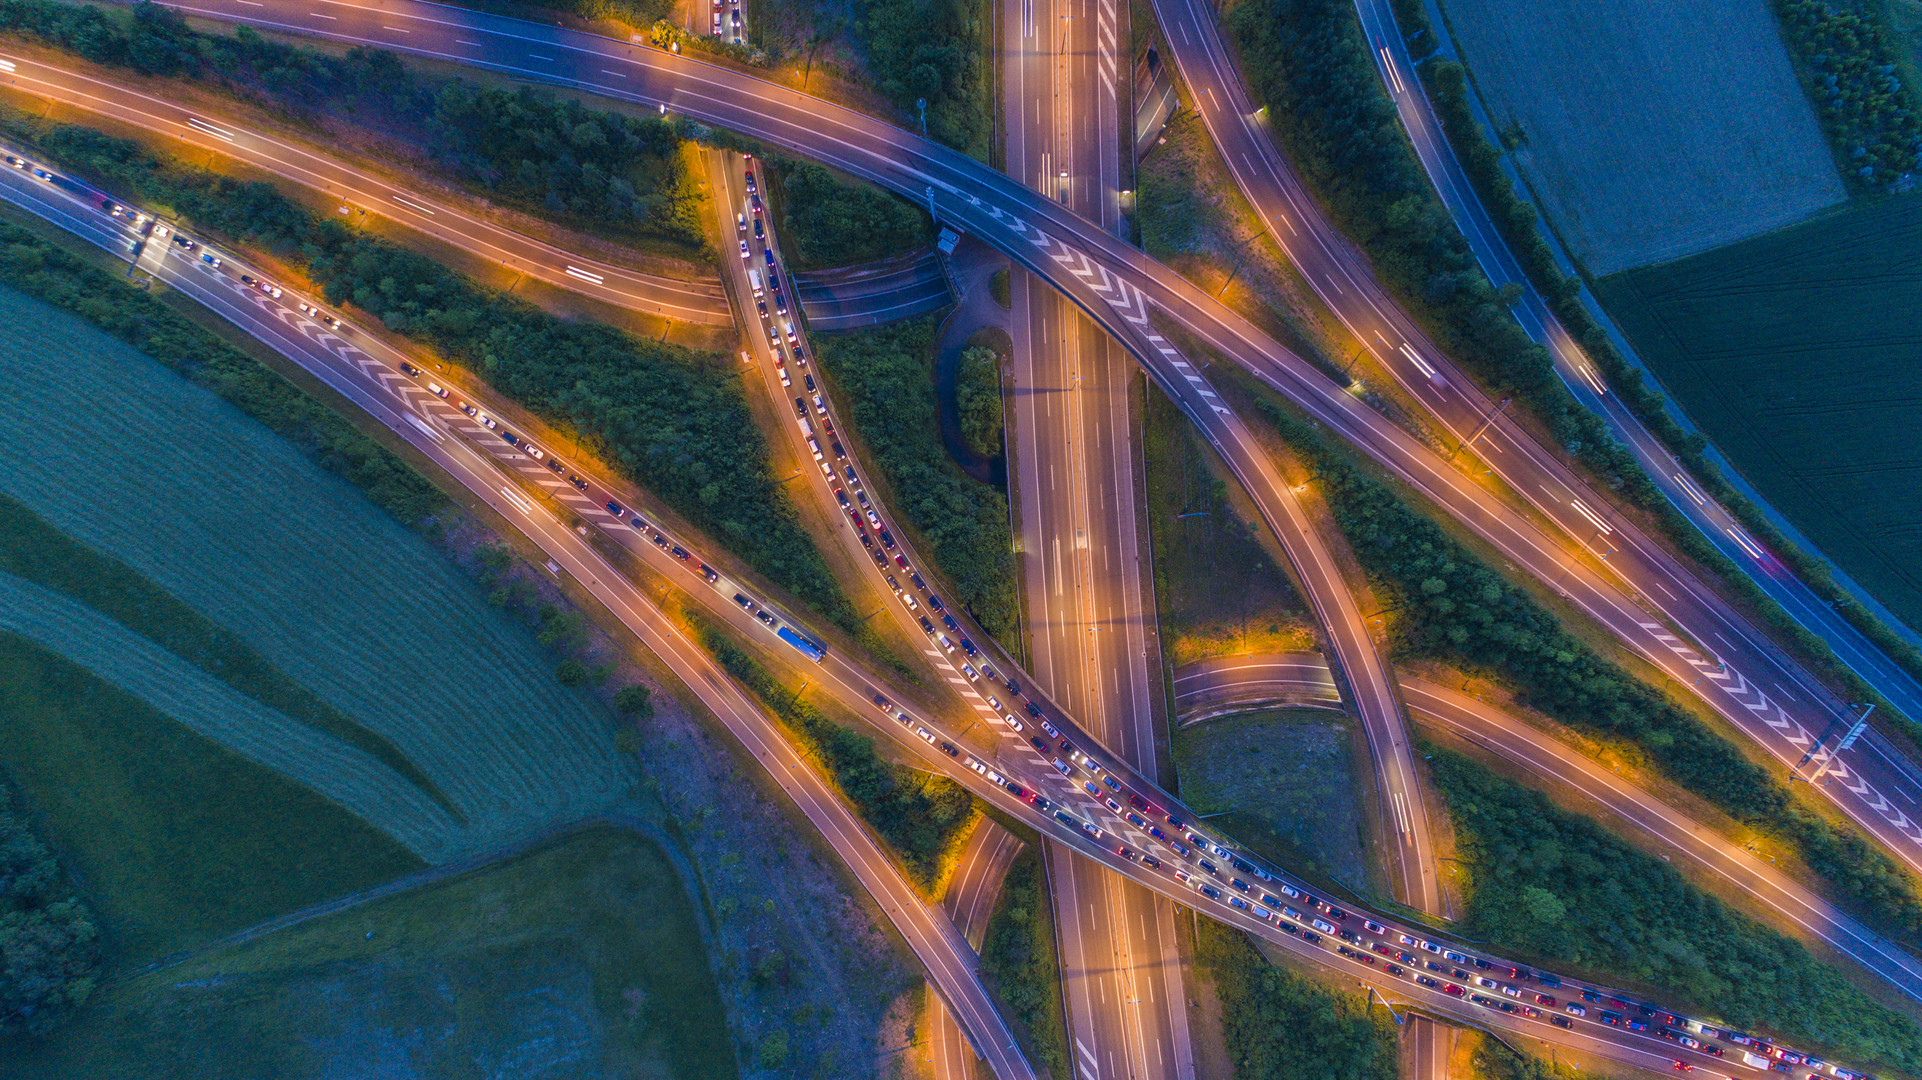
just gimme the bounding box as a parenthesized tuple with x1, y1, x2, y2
(1775, 0, 1922, 188)
(954, 344, 1003, 460)
(1429, 746, 1922, 1071)
(770, 159, 932, 269)
(1195, 917, 1399, 1080)
(0, 783, 101, 1038)
(854, 0, 992, 159)
(17, 121, 855, 631)
(1254, 394, 1922, 945)
(698, 621, 973, 885)
(813, 319, 1020, 642)
(0, 1, 705, 249)
(978, 849, 1069, 1076)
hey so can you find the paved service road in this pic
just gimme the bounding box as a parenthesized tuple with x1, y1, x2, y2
(1175, 653, 1922, 1005)
(1171, 651, 1341, 721)
(4, 143, 1885, 1080)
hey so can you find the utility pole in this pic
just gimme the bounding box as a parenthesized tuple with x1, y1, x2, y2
(1454, 396, 1511, 460)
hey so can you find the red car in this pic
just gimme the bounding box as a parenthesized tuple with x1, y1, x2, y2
(1443, 984, 1466, 998)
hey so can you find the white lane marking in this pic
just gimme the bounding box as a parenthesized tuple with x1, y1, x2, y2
(528, 53, 557, 61)
(456, 38, 483, 45)
(1398, 342, 1436, 378)
(565, 265, 606, 285)
(382, 25, 410, 33)
(1674, 472, 1708, 506)
(403, 412, 444, 442)
(0, 59, 12, 72)
(499, 485, 534, 516)
(600, 68, 627, 78)
(1570, 498, 1612, 535)
(1726, 527, 1765, 560)
(392, 195, 437, 216)
(309, 11, 336, 17)
(234, 1, 262, 6)
(187, 117, 237, 143)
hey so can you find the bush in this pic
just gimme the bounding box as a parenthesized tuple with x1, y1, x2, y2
(1252, 393, 1922, 946)
(1429, 746, 1922, 1070)
(955, 345, 1003, 459)
(978, 848, 1070, 1076)
(0, 781, 101, 1038)
(614, 684, 655, 717)
(814, 319, 1019, 641)
(771, 160, 932, 268)
(1195, 917, 1399, 1080)
(11, 121, 858, 634)
(555, 658, 590, 686)
(1773, 0, 1922, 189)
(853, 0, 992, 158)
(697, 621, 974, 886)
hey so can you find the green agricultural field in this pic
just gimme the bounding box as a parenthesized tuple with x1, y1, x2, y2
(1596, 196, 1922, 632)
(0, 827, 737, 1080)
(0, 287, 640, 862)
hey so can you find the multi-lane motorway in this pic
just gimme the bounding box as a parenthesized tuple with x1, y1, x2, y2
(1003, 0, 1195, 1073)
(125, 0, 1922, 903)
(1, 121, 1893, 1080)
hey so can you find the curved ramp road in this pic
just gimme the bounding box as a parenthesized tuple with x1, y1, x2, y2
(1175, 653, 1922, 1005)
(0, 54, 731, 323)
(131, 0, 1922, 891)
(1150, 0, 1922, 771)
(4, 149, 1898, 1080)
(0, 159, 1038, 1080)
(930, 822, 1027, 1080)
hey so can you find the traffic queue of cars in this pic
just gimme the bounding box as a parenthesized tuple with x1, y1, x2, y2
(15, 140, 1867, 1080)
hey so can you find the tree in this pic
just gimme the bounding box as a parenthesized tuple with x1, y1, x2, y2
(614, 683, 654, 718)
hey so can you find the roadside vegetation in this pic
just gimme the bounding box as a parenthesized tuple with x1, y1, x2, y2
(697, 618, 975, 889)
(979, 847, 1071, 1080)
(1389, 2, 1922, 719)
(0, 218, 445, 528)
(1195, 917, 1399, 1080)
(1248, 387, 1922, 953)
(813, 317, 1021, 644)
(1470, 1032, 1587, 1080)
(5, 119, 862, 636)
(1428, 745, 1922, 1072)
(852, 0, 993, 160)
(1145, 385, 1312, 666)
(0, 781, 101, 1039)
(954, 344, 1003, 459)
(5, 827, 736, 1080)
(0, 1, 708, 254)
(770, 159, 933, 268)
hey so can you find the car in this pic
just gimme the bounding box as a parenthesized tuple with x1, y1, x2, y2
(1141, 854, 1161, 869)
(1552, 1016, 1573, 1029)
(1674, 1064, 1694, 1074)
(1198, 859, 1218, 876)
(1102, 775, 1121, 792)
(1030, 736, 1048, 752)
(571, 475, 589, 491)
(1168, 841, 1188, 857)
(1536, 994, 1557, 1007)
(739, 240, 751, 259)
(1229, 896, 1249, 911)
(1167, 815, 1187, 831)
(1231, 878, 1251, 893)
(1103, 797, 1121, 814)
(1173, 869, 1192, 884)
(428, 381, 450, 399)
(1126, 812, 1146, 828)
(1581, 989, 1601, 1003)
(1301, 931, 1322, 944)
(1005, 677, 1021, 695)
(1471, 995, 1495, 1008)
(200, 252, 221, 268)
(927, 594, 945, 612)
(1417, 976, 1439, 989)
(756, 611, 777, 627)
(1311, 918, 1336, 934)
(670, 545, 691, 561)
(921, 616, 938, 634)
(1364, 920, 1386, 934)
(1443, 984, 1466, 998)
(736, 594, 757, 611)
(1150, 826, 1168, 841)
(942, 613, 960, 632)
(1004, 781, 1025, 797)
(938, 741, 958, 757)
(1004, 715, 1024, 732)
(936, 633, 956, 652)
(173, 234, 196, 250)
(698, 564, 720, 583)
(547, 459, 567, 474)
(1566, 1004, 1587, 1017)
(1118, 845, 1137, 862)
(1036, 714, 1054, 731)
(1197, 885, 1221, 900)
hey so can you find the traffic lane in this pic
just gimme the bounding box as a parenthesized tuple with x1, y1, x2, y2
(1172, 652, 1342, 715)
(2, 138, 1804, 1080)
(793, 252, 951, 331)
(1175, 643, 1922, 1003)
(944, 818, 1025, 947)
(0, 170, 1042, 1080)
(1160, 0, 1922, 803)
(0, 52, 732, 324)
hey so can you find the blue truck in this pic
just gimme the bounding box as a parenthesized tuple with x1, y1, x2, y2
(776, 625, 826, 663)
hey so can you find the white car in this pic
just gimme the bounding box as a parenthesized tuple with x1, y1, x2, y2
(739, 240, 750, 259)
(1003, 714, 1024, 732)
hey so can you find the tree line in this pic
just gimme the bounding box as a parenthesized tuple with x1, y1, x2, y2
(1775, 0, 1922, 189)
(18, 119, 860, 634)
(697, 619, 974, 887)
(1252, 392, 1922, 949)
(0, 782, 100, 1037)
(955, 344, 1003, 460)
(1428, 745, 1922, 1072)
(853, 0, 992, 160)
(0, 1, 706, 251)
(812, 318, 1021, 642)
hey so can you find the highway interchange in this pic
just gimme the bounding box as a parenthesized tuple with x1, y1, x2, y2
(4, 2, 1922, 1078)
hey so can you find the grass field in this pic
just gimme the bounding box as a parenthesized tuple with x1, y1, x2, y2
(1437, 0, 1845, 273)
(0, 631, 422, 964)
(0, 287, 639, 858)
(0, 827, 737, 1080)
(1170, 708, 1369, 889)
(1144, 384, 1315, 666)
(1595, 195, 1922, 632)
